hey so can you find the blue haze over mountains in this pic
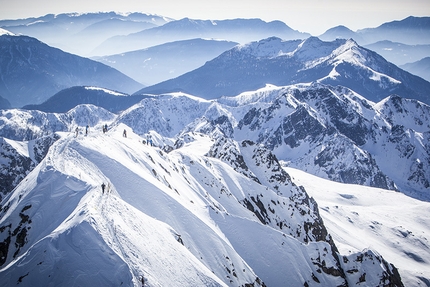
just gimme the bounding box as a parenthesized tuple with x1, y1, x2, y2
(0, 13, 429, 109)
(92, 38, 239, 86)
(0, 34, 143, 107)
(0, 12, 430, 287)
(136, 36, 430, 105)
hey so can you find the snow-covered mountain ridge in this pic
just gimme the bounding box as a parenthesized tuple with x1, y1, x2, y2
(0, 122, 405, 286)
(2, 83, 429, 199)
(0, 28, 13, 36)
(0, 82, 429, 286)
(134, 84, 430, 199)
(138, 37, 430, 106)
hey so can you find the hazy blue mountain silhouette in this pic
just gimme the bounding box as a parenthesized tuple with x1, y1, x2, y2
(401, 57, 430, 82)
(0, 95, 11, 109)
(91, 18, 310, 55)
(0, 12, 170, 56)
(23, 86, 147, 113)
(93, 38, 238, 85)
(0, 35, 143, 107)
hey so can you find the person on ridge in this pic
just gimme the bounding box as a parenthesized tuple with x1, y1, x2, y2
(101, 183, 106, 194)
(123, 129, 127, 138)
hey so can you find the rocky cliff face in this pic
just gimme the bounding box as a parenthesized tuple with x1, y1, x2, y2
(235, 85, 399, 192)
(0, 134, 59, 200)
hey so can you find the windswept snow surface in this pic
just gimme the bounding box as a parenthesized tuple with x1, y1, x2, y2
(0, 124, 352, 287)
(0, 127, 233, 286)
(286, 167, 430, 287)
(1, 118, 405, 286)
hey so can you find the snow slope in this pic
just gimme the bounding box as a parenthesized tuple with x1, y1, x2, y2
(0, 122, 402, 286)
(286, 167, 430, 287)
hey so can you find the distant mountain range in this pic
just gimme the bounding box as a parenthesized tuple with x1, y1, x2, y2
(318, 17, 430, 68)
(7, 32, 429, 111)
(93, 38, 238, 86)
(357, 16, 430, 45)
(90, 18, 310, 56)
(2, 13, 429, 89)
(0, 34, 143, 107)
(363, 41, 430, 66)
(401, 57, 430, 82)
(318, 25, 365, 43)
(0, 12, 170, 56)
(319, 16, 430, 46)
(137, 37, 430, 105)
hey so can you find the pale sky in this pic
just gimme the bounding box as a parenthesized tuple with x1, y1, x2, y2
(0, 0, 429, 35)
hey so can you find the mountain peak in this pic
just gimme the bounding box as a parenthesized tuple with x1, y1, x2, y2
(293, 37, 354, 62)
(318, 25, 365, 43)
(326, 25, 354, 33)
(236, 37, 301, 58)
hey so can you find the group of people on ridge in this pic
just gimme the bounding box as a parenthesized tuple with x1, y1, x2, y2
(74, 124, 109, 137)
(143, 134, 153, 146)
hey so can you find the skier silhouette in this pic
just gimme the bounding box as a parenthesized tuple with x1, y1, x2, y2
(123, 129, 127, 138)
(101, 183, 106, 194)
